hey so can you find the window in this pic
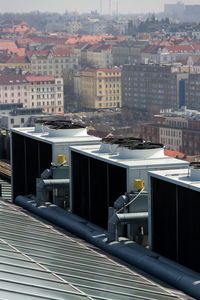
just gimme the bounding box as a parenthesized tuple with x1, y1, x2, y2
(21, 118, 24, 123)
(11, 118, 14, 124)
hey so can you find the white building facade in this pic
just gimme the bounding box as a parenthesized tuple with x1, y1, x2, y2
(0, 74, 64, 114)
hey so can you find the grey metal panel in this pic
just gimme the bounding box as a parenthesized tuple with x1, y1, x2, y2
(0, 200, 181, 300)
(0, 179, 11, 201)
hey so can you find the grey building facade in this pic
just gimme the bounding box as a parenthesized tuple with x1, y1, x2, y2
(122, 64, 188, 113)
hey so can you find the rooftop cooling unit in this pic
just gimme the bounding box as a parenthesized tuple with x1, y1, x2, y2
(11, 120, 101, 201)
(69, 138, 189, 229)
(149, 164, 200, 273)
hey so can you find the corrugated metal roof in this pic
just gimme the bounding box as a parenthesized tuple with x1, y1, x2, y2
(0, 200, 183, 300)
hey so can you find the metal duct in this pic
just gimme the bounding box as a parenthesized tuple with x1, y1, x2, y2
(107, 212, 148, 242)
(15, 195, 200, 300)
(36, 179, 69, 206)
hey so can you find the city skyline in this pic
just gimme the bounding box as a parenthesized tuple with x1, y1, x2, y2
(0, 0, 200, 14)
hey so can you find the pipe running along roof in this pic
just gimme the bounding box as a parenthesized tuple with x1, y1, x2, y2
(0, 200, 183, 300)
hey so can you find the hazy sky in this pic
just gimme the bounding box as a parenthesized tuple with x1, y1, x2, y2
(0, 0, 200, 14)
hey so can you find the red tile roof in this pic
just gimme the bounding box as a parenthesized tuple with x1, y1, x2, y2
(6, 56, 29, 64)
(8, 48, 26, 56)
(52, 48, 73, 56)
(143, 45, 163, 53)
(66, 35, 114, 45)
(0, 41, 17, 49)
(165, 45, 195, 53)
(26, 75, 55, 82)
(0, 74, 27, 85)
(27, 50, 50, 58)
(164, 149, 185, 158)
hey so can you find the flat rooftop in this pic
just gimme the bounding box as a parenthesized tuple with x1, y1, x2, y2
(149, 168, 200, 192)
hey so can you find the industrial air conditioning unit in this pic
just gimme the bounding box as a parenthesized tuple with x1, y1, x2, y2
(11, 120, 101, 201)
(69, 137, 189, 229)
(149, 163, 200, 273)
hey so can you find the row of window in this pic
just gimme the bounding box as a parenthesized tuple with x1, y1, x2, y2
(98, 102, 120, 107)
(31, 93, 62, 100)
(33, 87, 62, 92)
(2, 86, 27, 90)
(99, 84, 120, 88)
(98, 72, 120, 76)
(0, 99, 21, 104)
(160, 138, 181, 146)
(98, 96, 120, 101)
(32, 100, 63, 106)
(99, 90, 120, 95)
(11, 118, 25, 124)
(160, 129, 182, 137)
(32, 58, 76, 64)
(98, 78, 120, 82)
(0, 92, 24, 97)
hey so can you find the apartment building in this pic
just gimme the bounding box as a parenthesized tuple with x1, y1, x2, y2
(186, 73, 200, 111)
(79, 67, 121, 109)
(26, 76, 64, 114)
(122, 64, 188, 113)
(140, 109, 200, 155)
(83, 44, 113, 68)
(0, 74, 64, 114)
(3, 56, 30, 72)
(28, 50, 53, 75)
(52, 48, 79, 75)
(112, 41, 148, 66)
(28, 49, 78, 76)
(0, 74, 28, 106)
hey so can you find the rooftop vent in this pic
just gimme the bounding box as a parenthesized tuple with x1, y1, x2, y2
(99, 138, 164, 159)
(45, 120, 87, 137)
(117, 142, 165, 159)
(34, 119, 48, 133)
(99, 137, 144, 153)
(189, 162, 200, 181)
